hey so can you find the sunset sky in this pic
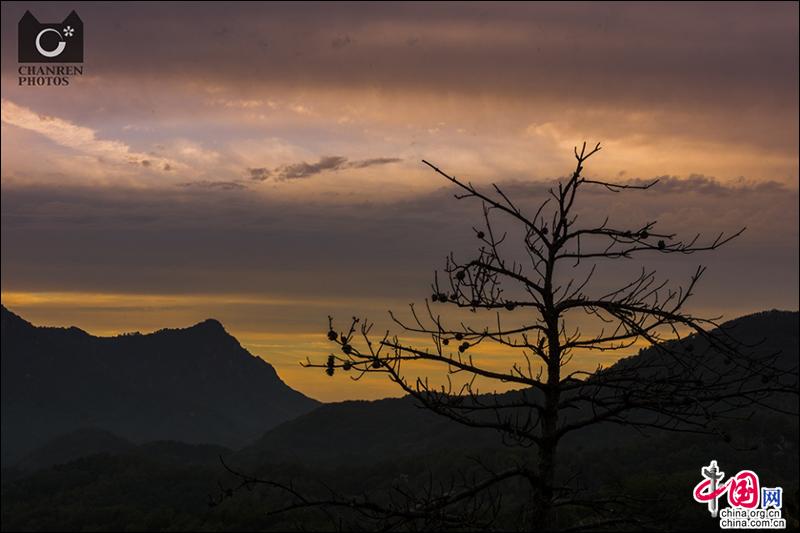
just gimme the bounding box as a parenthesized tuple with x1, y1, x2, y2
(1, 2, 798, 401)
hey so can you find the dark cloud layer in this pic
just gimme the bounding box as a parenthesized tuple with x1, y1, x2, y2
(2, 2, 796, 113)
(2, 174, 797, 314)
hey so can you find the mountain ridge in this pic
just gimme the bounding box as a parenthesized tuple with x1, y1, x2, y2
(1, 305, 320, 466)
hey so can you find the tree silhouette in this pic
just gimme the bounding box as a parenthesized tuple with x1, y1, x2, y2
(220, 143, 797, 530)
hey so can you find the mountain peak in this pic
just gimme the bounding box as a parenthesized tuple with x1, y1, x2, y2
(1, 308, 320, 465)
(192, 317, 226, 332)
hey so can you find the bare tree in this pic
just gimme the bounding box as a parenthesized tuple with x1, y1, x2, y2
(220, 143, 797, 530)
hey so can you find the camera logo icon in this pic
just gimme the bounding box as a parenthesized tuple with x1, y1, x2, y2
(18, 10, 83, 63)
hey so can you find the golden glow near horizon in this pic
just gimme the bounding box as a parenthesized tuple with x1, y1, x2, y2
(0, 290, 761, 402)
(1, 3, 797, 401)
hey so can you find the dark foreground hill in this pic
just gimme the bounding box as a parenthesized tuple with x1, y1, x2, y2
(2, 412, 797, 531)
(0, 306, 319, 465)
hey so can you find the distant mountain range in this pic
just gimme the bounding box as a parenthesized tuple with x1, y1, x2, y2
(3, 308, 797, 471)
(1, 306, 319, 466)
(1, 309, 796, 531)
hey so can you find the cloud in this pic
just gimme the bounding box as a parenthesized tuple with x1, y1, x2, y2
(0, 99, 178, 172)
(349, 157, 403, 169)
(276, 156, 348, 180)
(178, 180, 247, 191)
(247, 167, 272, 181)
(268, 156, 402, 181)
(247, 167, 271, 181)
(3, 171, 796, 285)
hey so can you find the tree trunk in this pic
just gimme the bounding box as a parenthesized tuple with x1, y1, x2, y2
(535, 434, 557, 529)
(533, 327, 561, 530)
(534, 244, 561, 530)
